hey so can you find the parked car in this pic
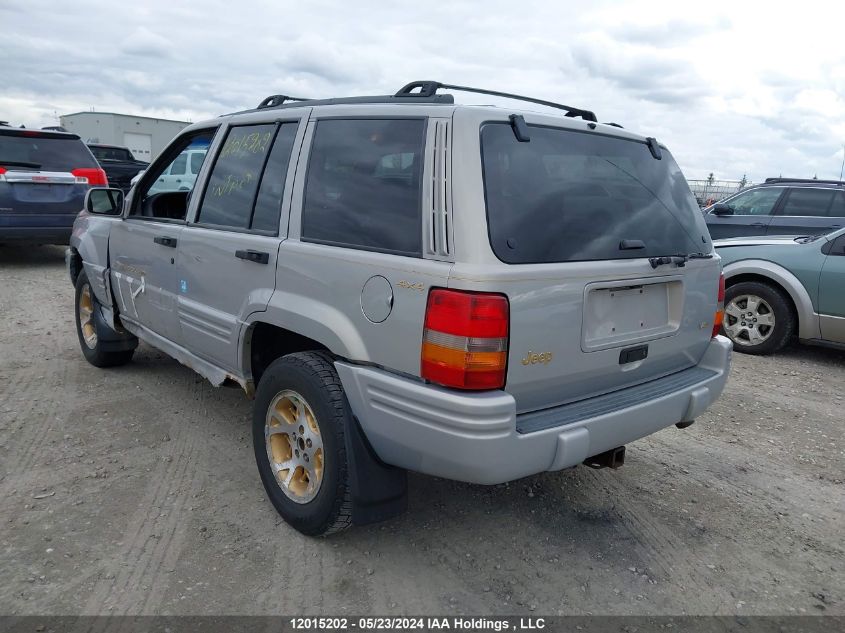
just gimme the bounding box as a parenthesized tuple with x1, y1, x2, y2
(1, 127, 107, 244)
(87, 143, 148, 194)
(704, 178, 845, 239)
(715, 228, 845, 354)
(147, 147, 206, 194)
(67, 81, 731, 535)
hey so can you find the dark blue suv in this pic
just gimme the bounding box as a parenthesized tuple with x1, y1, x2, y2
(704, 178, 845, 239)
(1, 126, 108, 244)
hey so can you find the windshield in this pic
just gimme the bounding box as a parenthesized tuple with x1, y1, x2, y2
(481, 123, 708, 263)
(0, 132, 98, 171)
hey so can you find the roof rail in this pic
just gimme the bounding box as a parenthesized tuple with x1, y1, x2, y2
(764, 177, 844, 186)
(394, 80, 598, 122)
(256, 94, 311, 109)
(235, 91, 454, 116)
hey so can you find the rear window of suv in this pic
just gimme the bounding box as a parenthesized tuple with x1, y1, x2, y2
(0, 130, 98, 172)
(481, 123, 706, 264)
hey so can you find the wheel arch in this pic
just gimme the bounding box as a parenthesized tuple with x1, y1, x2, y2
(241, 320, 332, 388)
(67, 246, 83, 286)
(722, 260, 819, 339)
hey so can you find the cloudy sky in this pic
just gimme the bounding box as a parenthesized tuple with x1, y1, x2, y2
(2, 0, 844, 182)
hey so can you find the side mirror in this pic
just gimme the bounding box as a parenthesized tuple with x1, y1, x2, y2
(711, 203, 734, 216)
(85, 187, 124, 216)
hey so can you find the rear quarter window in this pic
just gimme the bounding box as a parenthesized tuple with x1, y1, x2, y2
(300, 118, 426, 256)
(779, 188, 837, 217)
(481, 123, 706, 264)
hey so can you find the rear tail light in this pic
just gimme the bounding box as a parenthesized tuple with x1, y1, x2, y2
(71, 167, 109, 186)
(712, 273, 725, 338)
(421, 289, 509, 390)
(0, 167, 6, 175)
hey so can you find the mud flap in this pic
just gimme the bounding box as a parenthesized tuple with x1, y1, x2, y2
(93, 302, 138, 353)
(345, 414, 408, 526)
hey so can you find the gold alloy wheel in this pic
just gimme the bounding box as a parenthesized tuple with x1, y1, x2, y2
(78, 284, 98, 349)
(265, 390, 324, 504)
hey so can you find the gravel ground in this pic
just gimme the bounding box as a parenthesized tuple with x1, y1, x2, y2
(0, 245, 842, 616)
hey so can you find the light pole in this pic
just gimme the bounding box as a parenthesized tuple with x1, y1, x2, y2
(840, 144, 845, 181)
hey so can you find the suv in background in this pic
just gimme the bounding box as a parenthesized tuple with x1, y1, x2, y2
(67, 81, 731, 535)
(1, 127, 107, 244)
(148, 147, 207, 193)
(704, 178, 845, 239)
(88, 143, 148, 194)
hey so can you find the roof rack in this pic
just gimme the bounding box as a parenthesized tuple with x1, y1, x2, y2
(394, 81, 598, 122)
(238, 91, 454, 116)
(764, 177, 844, 186)
(256, 94, 312, 109)
(245, 81, 597, 120)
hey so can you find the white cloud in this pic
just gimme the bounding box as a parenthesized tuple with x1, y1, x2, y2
(2, 0, 844, 180)
(120, 26, 173, 58)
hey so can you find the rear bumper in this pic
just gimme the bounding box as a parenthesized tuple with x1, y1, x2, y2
(336, 336, 732, 484)
(0, 226, 73, 244)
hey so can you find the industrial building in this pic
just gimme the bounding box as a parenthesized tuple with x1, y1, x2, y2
(59, 111, 191, 162)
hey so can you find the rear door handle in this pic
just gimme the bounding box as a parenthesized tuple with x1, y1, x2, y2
(154, 236, 177, 248)
(235, 249, 269, 264)
(749, 222, 768, 228)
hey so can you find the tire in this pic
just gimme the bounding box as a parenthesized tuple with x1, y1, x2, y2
(74, 270, 135, 367)
(252, 351, 352, 536)
(722, 281, 795, 355)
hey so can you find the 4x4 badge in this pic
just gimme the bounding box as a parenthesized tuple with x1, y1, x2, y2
(397, 280, 424, 292)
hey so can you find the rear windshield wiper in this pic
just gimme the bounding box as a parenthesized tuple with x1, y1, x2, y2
(0, 160, 41, 168)
(649, 252, 714, 269)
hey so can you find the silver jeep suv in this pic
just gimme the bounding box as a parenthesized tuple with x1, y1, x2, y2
(68, 81, 732, 535)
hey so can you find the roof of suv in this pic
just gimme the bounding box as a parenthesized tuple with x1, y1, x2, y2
(0, 127, 82, 140)
(227, 80, 600, 122)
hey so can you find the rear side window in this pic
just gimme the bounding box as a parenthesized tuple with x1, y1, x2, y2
(197, 124, 275, 229)
(196, 122, 297, 233)
(829, 192, 845, 218)
(780, 188, 836, 217)
(89, 146, 134, 162)
(0, 132, 97, 171)
(301, 118, 425, 256)
(189, 152, 205, 175)
(481, 123, 706, 263)
(251, 124, 298, 232)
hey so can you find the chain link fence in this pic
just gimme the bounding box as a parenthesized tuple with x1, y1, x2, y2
(687, 178, 752, 207)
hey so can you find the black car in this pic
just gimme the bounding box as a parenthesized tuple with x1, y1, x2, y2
(1, 127, 107, 245)
(87, 143, 149, 193)
(704, 178, 845, 239)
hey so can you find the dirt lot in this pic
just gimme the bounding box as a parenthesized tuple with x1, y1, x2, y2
(0, 245, 843, 616)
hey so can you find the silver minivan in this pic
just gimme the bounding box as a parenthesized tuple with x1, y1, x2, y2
(68, 81, 731, 535)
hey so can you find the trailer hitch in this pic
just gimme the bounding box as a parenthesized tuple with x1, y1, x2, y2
(583, 446, 626, 469)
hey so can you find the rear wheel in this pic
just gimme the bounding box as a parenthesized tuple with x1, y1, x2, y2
(74, 271, 134, 367)
(252, 352, 352, 536)
(722, 281, 794, 355)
